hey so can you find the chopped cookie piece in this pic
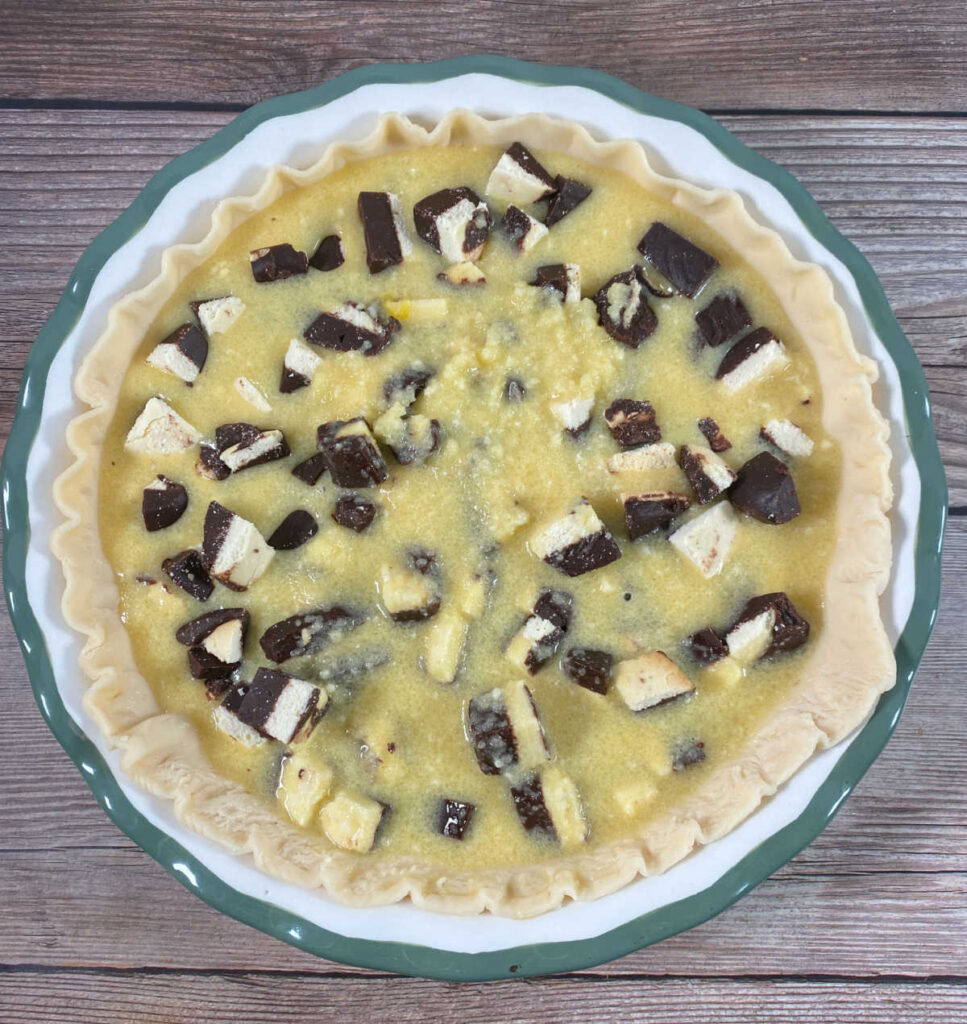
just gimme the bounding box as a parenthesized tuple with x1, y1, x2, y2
(438, 261, 486, 286)
(695, 294, 751, 347)
(259, 605, 365, 663)
(716, 327, 790, 392)
(615, 651, 695, 712)
(304, 302, 400, 356)
(162, 549, 214, 602)
(505, 589, 572, 674)
(503, 376, 527, 402)
(550, 395, 594, 438)
(424, 610, 469, 684)
(332, 493, 377, 532)
(486, 142, 558, 204)
(213, 686, 266, 748)
(176, 607, 249, 654)
(728, 593, 810, 661)
(317, 418, 388, 487)
(373, 404, 441, 465)
(606, 441, 677, 474)
(145, 323, 208, 384)
(562, 647, 613, 695)
(730, 451, 801, 524)
(234, 376, 271, 412)
(320, 791, 386, 852)
(142, 476, 188, 532)
(467, 681, 549, 776)
(531, 263, 581, 303)
(698, 416, 732, 453)
(308, 234, 344, 272)
(125, 397, 201, 454)
(510, 774, 556, 840)
(543, 176, 591, 227)
(413, 186, 491, 263)
(280, 338, 323, 393)
(219, 427, 289, 473)
(623, 491, 691, 539)
(531, 498, 622, 577)
(358, 190, 411, 273)
(761, 418, 815, 458)
(191, 296, 245, 336)
(501, 204, 548, 252)
(202, 501, 274, 590)
(679, 444, 736, 505)
(379, 554, 441, 622)
(637, 222, 718, 298)
(230, 667, 326, 744)
(540, 766, 589, 848)
(291, 452, 329, 486)
(437, 798, 475, 840)
(278, 751, 334, 827)
(267, 510, 317, 551)
(604, 398, 661, 447)
(669, 501, 739, 578)
(687, 626, 729, 665)
(672, 741, 706, 772)
(593, 268, 658, 348)
(249, 243, 308, 282)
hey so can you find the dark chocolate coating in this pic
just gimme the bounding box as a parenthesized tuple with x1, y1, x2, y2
(544, 528, 622, 578)
(510, 774, 556, 840)
(437, 798, 475, 840)
(279, 366, 311, 394)
(383, 366, 434, 403)
(672, 741, 706, 772)
(604, 398, 661, 447)
(730, 451, 801, 524)
(141, 476, 188, 532)
(562, 647, 613, 695)
(176, 607, 249, 647)
(267, 510, 318, 550)
(303, 307, 399, 356)
(358, 191, 405, 273)
(259, 605, 365, 663)
(198, 443, 231, 480)
(467, 694, 517, 776)
(698, 416, 732, 452)
(187, 647, 240, 680)
(731, 592, 810, 656)
(308, 234, 344, 272)
(162, 549, 214, 602)
(317, 419, 388, 488)
(687, 627, 728, 665)
(332, 493, 378, 532)
(623, 492, 691, 539)
(592, 268, 658, 348)
(249, 243, 308, 283)
(214, 422, 263, 451)
(291, 453, 329, 486)
(503, 376, 527, 402)
(715, 327, 779, 379)
(543, 176, 591, 227)
(637, 222, 718, 298)
(695, 294, 752, 347)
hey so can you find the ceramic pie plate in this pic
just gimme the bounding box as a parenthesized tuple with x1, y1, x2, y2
(2, 57, 946, 980)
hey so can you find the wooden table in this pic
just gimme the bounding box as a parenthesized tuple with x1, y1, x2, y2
(1, 4, 964, 1020)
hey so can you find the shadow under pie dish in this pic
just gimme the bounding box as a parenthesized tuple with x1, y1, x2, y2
(51, 110, 895, 918)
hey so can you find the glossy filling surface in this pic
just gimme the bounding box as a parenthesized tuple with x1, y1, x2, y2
(98, 142, 839, 869)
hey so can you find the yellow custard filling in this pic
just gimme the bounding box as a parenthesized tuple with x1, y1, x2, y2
(98, 141, 839, 871)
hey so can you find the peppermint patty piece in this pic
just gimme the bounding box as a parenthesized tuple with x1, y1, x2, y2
(614, 651, 695, 712)
(413, 187, 491, 263)
(730, 451, 801, 524)
(249, 243, 308, 283)
(695, 294, 751, 347)
(162, 549, 213, 602)
(176, 607, 250, 650)
(687, 626, 729, 666)
(716, 327, 790, 392)
(358, 191, 411, 274)
(190, 296, 245, 337)
(304, 302, 400, 356)
(317, 418, 388, 487)
(698, 416, 732, 453)
(125, 397, 201, 455)
(679, 444, 736, 505)
(623, 491, 691, 539)
(467, 680, 549, 776)
(218, 427, 290, 474)
(202, 501, 274, 591)
(291, 452, 329, 486)
(562, 647, 613, 695)
(280, 338, 322, 394)
(145, 323, 208, 384)
(234, 667, 327, 744)
(543, 176, 591, 227)
(637, 222, 718, 298)
(267, 510, 318, 551)
(437, 798, 475, 840)
(531, 263, 581, 303)
(593, 268, 658, 348)
(485, 141, 558, 204)
(604, 398, 661, 447)
(141, 476, 188, 532)
(332, 493, 378, 532)
(502, 204, 548, 253)
(531, 498, 622, 577)
(308, 234, 344, 272)
(510, 774, 556, 841)
(505, 589, 573, 674)
(259, 605, 365, 663)
(728, 592, 810, 658)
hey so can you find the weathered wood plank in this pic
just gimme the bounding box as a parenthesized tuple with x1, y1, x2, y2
(0, 519, 960, 977)
(2, 1, 966, 112)
(0, 973, 964, 1024)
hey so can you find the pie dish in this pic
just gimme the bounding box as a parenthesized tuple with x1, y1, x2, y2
(51, 106, 895, 917)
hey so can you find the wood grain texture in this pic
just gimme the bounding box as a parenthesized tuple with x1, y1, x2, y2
(2, 1, 967, 113)
(0, 31, 965, 1020)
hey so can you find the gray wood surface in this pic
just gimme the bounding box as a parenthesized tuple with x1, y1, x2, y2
(0, 3, 964, 1020)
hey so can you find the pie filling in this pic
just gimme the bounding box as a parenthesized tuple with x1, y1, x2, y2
(98, 141, 840, 870)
